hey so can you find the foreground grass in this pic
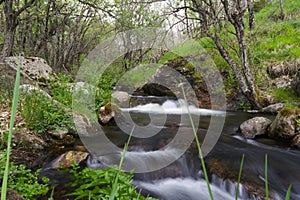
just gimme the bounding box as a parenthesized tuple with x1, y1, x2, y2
(1, 56, 21, 200)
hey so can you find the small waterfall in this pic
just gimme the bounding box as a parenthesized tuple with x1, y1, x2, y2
(84, 97, 300, 199)
(210, 174, 260, 200)
(134, 174, 264, 200)
(121, 99, 226, 116)
(87, 148, 198, 175)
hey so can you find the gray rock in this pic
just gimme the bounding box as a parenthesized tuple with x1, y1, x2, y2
(112, 91, 130, 107)
(240, 117, 272, 138)
(48, 129, 69, 140)
(268, 107, 300, 139)
(271, 75, 293, 88)
(240, 117, 272, 139)
(292, 69, 300, 96)
(4, 56, 53, 83)
(260, 103, 285, 114)
(268, 61, 298, 78)
(292, 134, 300, 147)
(13, 130, 48, 150)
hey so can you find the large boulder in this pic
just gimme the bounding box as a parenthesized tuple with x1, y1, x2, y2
(240, 117, 272, 139)
(268, 107, 300, 139)
(3, 56, 53, 84)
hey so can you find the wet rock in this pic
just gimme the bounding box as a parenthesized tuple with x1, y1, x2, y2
(240, 117, 272, 138)
(112, 91, 129, 104)
(292, 134, 300, 147)
(98, 103, 115, 124)
(7, 190, 25, 200)
(260, 103, 285, 114)
(4, 56, 53, 83)
(268, 107, 300, 139)
(50, 151, 89, 169)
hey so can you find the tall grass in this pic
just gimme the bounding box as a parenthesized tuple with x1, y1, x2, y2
(285, 185, 292, 200)
(180, 84, 214, 200)
(109, 126, 135, 200)
(236, 154, 245, 200)
(265, 154, 269, 200)
(1, 56, 21, 200)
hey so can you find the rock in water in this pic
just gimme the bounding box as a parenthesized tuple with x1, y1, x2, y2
(260, 103, 285, 114)
(268, 107, 300, 139)
(50, 151, 89, 169)
(292, 134, 300, 147)
(240, 117, 272, 139)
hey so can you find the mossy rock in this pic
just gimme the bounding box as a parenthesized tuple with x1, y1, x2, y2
(268, 107, 300, 139)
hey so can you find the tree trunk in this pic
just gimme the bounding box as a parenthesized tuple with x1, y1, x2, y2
(280, 0, 285, 20)
(234, 19, 261, 109)
(0, 0, 35, 61)
(0, 0, 17, 60)
(247, 0, 255, 29)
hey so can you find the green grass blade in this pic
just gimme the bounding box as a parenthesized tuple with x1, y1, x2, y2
(109, 126, 135, 200)
(180, 84, 214, 200)
(236, 154, 245, 200)
(265, 154, 269, 200)
(285, 185, 292, 200)
(1, 55, 21, 200)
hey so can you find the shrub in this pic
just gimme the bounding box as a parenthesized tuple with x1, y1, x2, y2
(68, 164, 156, 200)
(20, 90, 74, 133)
(0, 151, 49, 199)
(48, 73, 73, 108)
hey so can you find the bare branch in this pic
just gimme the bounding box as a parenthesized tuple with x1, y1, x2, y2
(77, 0, 116, 19)
(15, 0, 36, 16)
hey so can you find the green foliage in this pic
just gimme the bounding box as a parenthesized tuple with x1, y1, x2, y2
(0, 83, 13, 106)
(48, 73, 73, 108)
(1, 56, 21, 200)
(0, 151, 49, 200)
(68, 165, 155, 200)
(272, 88, 299, 107)
(238, 101, 252, 111)
(265, 154, 269, 199)
(296, 118, 300, 126)
(236, 154, 245, 200)
(20, 91, 74, 133)
(95, 72, 117, 109)
(285, 185, 292, 200)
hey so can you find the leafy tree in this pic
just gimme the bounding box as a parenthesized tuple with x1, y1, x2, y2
(0, 0, 36, 60)
(170, 0, 264, 108)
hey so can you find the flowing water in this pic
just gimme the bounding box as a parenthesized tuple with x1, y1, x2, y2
(50, 96, 300, 199)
